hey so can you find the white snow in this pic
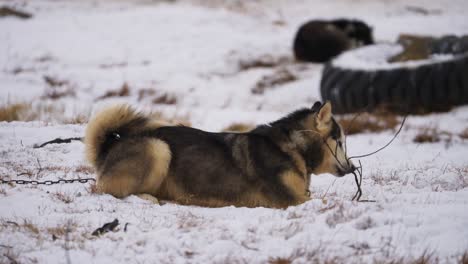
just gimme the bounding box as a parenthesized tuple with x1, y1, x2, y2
(332, 43, 461, 71)
(1, 0, 468, 263)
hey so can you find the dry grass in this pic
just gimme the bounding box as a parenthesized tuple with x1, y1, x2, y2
(0, 6, 32, 19)
(252, 68, 297, 95)
(95, 83, 130, 101)
(0, 102, 72, 123)
(138, 88, 156, 101)
(21, 220, 39, 234)
(453, 167, 468, 189)
(325, 203, 363, 228)
(0, 103, 30, 122)
(221, 122, 254, 132)
(87, 182, 99, 194)
(74, 165, 94, 175)
(238, 55, 290, 71)
(150, 111, 191, 127)
(412, 127, 452, 144)
(46, 221, 77, 239)
(269, 246, 333, 264)
(99, 62, 127, 69)
(268, 258, 292, 264)
(41, 86, 75, 100)
(268, 246, 448, 264)
(459, 128, 468, 140)
(153, 93, 177, 105)
(337, 112, 400, 135)
(10, 66, 37, 75)
(47, 226, 68, 238)
(369, 169, 400, 186)
(52, 192, 74, 204)
(0, 219, 39, 235)
(43, 75, 69, 87)
(64, 114, 88, 124)
(35, 54, 55, 63)
(412, 251, 435, 264)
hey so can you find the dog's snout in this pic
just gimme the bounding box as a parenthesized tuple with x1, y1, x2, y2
(349, 164, 357, 172)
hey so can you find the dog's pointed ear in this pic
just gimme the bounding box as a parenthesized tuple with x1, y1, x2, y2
(316, 101, 332, 131)
(311, 101, 322, 112)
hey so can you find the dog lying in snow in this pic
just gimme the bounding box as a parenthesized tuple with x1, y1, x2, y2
(85, 102, 355, 208)
(293, 19, 374, 62)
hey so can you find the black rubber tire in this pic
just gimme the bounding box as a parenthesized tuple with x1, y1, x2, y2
(320, 38, 468, 114)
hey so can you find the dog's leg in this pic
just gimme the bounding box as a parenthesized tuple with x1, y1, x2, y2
(281, 170, 311, 206)
(137, 194, 160, 205)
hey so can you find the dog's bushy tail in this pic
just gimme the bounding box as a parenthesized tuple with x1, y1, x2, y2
(84, 104, 152, 169)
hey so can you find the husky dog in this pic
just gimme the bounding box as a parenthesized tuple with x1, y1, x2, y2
(85, 102, 355, 208)
(293, 19, 374, 63)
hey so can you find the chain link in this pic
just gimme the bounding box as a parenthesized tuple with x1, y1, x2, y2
(0, 178, 96, 185)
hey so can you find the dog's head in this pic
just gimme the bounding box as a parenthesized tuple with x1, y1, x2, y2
(349, 20, 374, 45)
(287, 101, 356, 177)
(332, 19, 374, 46)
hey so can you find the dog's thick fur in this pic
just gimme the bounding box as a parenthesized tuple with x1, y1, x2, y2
(85, 102, 354, 208)
(293, 19, 374, 62)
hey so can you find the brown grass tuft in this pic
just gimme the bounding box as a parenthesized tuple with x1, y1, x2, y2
(252, 68, 297, 95)
(337, 112, 400, 135)
(150, 111, 191, 127)
(64, 114, 88, 124)
(413, 128, 440, 143)
(0, 6, 32, 19)
(41, 86, 75, 100)
(153, 93, 177, 105)
(0, 102, 69, 122)
(239, 55, 290, 71)
(459, 128, 468, 140)
(95, 83, 130, 101)
(138, 88, 156, 101)
(268, 258, 291, 264)
(74, 165, 94, 175)
(52, 192, 74, 204)
(222, 122, 254, 132)
(46, 221, 76, 239)
(22, 220, 39, 234)
(87, 183, 99, 194)
(99, 62, 127, 69)
(412, 250, 435, 264)
(0, 103, 29, 122)
(43, 75, 69, 87)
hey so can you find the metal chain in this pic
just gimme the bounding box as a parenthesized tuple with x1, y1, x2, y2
(0, 178, 96, 185)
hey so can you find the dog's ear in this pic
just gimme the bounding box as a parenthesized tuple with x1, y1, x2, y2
(316, 101, 332, 132)
(311, 101, 322, 112)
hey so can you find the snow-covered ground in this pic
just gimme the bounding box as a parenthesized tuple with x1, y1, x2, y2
(1, 0, 467, 263)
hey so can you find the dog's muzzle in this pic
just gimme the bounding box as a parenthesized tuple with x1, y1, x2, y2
(336, 164, 356, 176)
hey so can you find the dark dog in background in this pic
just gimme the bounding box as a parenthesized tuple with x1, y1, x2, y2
(85, 102, 355, 208)
(293, 19, 374, 62)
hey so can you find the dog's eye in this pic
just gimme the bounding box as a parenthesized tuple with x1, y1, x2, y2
(337, 140, 343, 148)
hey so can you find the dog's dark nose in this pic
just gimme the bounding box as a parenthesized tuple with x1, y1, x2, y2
(348, 164, 357, 173)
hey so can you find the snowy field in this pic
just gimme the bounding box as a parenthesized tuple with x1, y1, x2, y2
(1, 0, 468, 263)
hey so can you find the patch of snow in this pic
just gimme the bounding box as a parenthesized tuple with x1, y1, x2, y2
(332, 43, 462, 71)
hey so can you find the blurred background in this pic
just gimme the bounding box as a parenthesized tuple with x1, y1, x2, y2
(1, 0, 467, 131)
